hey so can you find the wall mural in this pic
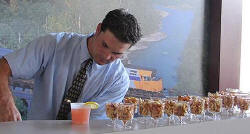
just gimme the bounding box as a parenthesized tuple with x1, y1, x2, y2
(0, 0, 208, 119)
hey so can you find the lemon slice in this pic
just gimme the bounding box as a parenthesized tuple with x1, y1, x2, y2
(84, 102, 99, 109)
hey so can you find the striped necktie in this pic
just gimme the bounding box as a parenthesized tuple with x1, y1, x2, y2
(56, 58, 93, 120)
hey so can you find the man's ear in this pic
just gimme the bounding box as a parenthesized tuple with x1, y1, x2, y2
(96, 23, 102, 35)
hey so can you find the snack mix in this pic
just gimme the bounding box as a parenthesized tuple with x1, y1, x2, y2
(208, 98, 222, 113)
(237, 98, 249, 111)
(106, 103, 119, 120)
(178, 95, 191, 102)
(221, 95, 234, 109)
(117, 104, 134, 123)
(174, 102, 188, 117)
(164, 99, 176, 117)
(190, 97, 205, 115)
(124, 97, 139, 113)
(139, 99, 151, 116)
(150, 100, 164, 119)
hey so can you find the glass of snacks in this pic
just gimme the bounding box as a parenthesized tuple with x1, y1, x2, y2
(233, 93, 249, 113)
(117, 103, 135, 129)
(150, 100, 164, 127)
(123, 97, 139, 114)
(164, 98, 177, 124)
(174, 101, 189, 125)
(138, 99, 152, 128)
(208, 97, 222, 120)
(106, 102, 119, 127)
(178, 95, 194, 121)
(237, 97, 250, 118)
(139, 99, 151, 117)
(190, 97, 205, 121)
(221, 94, 234, 115)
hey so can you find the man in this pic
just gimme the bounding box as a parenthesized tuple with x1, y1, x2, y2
(0, 8, 142, 122)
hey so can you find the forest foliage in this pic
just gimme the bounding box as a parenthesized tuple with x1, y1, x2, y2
(0, 0, 162, 50)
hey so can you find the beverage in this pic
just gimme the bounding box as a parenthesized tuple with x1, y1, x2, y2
(71, 103, 91, 125)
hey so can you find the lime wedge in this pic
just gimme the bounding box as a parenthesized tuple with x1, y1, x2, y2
(84, 102, 99, 109)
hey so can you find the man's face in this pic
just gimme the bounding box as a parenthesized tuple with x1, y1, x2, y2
(90, 29, 131, 65)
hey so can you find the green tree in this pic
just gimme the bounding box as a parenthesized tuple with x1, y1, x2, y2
(1, 0, 162, 50)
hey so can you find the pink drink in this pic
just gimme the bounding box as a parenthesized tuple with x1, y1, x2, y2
(71, 103, 91, 125)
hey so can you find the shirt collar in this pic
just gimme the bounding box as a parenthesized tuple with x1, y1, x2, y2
(80, 33, 94, 64)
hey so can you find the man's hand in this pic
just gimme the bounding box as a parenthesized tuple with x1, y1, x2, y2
(0, 58, 22, 122)
(0, 96, 22, 122)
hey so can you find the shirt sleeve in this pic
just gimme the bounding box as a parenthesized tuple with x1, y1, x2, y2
(89, 72, 130, 120)
(4, 34, 57, 79)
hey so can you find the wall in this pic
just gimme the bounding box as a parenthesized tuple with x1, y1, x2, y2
(240, 0, 250, 92)
(220, 0, 242, 90)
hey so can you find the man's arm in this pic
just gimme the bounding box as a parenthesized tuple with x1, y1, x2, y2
(1, 34, 57, 121)
(0, 58, 22, 122)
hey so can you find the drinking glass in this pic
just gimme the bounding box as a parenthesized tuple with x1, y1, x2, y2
(174, 101, 188, 125)
(117, 103, 134, 129)
(164, 98, 177, 125)
(221, 94, 234, 116)
(150, 100, 164, 127)
(138, 99, 151, 127)
(106, 102, 119, 127)
(190, 97, 205, 121)
(237, 97, 250, 118)
(123, 97, 139, 116)
(233, 93, 249, 114)
(208, 97, 222, 120)
(178, 95, 195, 121)
(71, 103, 91, 125)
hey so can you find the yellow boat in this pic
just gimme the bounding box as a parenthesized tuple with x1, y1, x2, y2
(126, 68, 163, 92)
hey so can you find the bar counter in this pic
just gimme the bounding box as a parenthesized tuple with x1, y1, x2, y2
(0, 117, 249, 134)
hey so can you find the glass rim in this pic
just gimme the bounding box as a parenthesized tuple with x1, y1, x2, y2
(70, 103, 91, 109)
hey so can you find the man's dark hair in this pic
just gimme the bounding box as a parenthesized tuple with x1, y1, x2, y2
(101, 8, 142, 46)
